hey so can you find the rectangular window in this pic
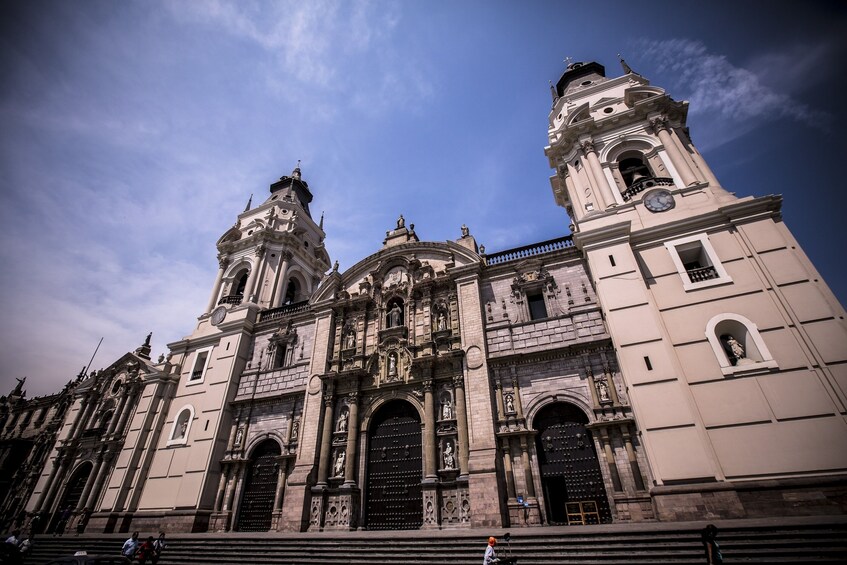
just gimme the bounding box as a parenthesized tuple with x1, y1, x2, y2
(274, 344, 287, 368)
(188, 347, 213, 384)
(665, 234, 732, 291)
(527, 292, 548, 320)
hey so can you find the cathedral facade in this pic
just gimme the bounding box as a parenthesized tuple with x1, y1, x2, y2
(10, 60, 847, 534)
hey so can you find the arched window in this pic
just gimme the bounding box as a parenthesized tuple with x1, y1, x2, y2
(619, 154, 653, 187)
(705, 314, 778, 376)
(283, 279, 297, 305)
(234, 270, 249, 296)
(168, 405, 195, 445)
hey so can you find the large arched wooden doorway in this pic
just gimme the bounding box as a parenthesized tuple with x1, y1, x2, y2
(534, 403, 611, 525)
(50, 462, 92, 532)
(365, 400, 423, 530)
(236, 439, 281, 532)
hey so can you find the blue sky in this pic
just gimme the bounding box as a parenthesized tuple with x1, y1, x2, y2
(2, 1, 845, 397)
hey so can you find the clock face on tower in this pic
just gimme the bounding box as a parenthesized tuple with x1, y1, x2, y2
(210, 306, 227, 326)
(643, 188, 675, 213)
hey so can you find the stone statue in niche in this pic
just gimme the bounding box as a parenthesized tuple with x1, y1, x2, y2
(178, 419, 188, 438)
(505, 394, 515, 414)
(443, 441, 455, 469)
(436, 310, 447, 332)
(388, 303, 403, 327)
(333, 450, 345, 478)
(721, 334, 746, 365)
(290, 419, 300, 441)
(345, 329, 356, 349)
(337, 409, 348, 432)
(441, 398, 453, 420)
(234, 427, 243, 447)
(388, 352, 398, 376)
(597, 379, 611, 403)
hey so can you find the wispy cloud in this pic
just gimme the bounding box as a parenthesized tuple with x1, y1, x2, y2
(636, 39, 830, 148)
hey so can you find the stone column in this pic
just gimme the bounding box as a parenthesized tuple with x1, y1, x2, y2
(453, 375, 470, 477)
(500, 437, 516, 500)
(494, 379, 505, 420)
(622, 426, 646, 491)
(114, 385, 138, 437)
(343, 392, 359, 486)
(650, 116, 697, 186)
(67, 397, 90, 440)
(271, 251, 293, 308)
(206, 256, 229, 313)
(580, 138, 615, 209)
(599, 428, 622, 492)
(106, 391, 130, 436)
(519, 437, 536, 499)
(82, 450, 113, 510)
(243, 249, 262, 304)
(585, 365, 600, 408)
(34, 455, 65, 512)
(213, 465, 229, 512)
(76, 454, 104, 510)
(274, 458, 290, 512)
(510, 373, 525, 418)
(315, 382, 335, 486)
(423, 380, 437, 480)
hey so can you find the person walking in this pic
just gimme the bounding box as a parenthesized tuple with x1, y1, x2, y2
(121, 531, 139, 560)
(151, 532, 166, 565)
(483, 536, 499, 564)
(701, 524, 723, 564)
(136, 536, 155, 564)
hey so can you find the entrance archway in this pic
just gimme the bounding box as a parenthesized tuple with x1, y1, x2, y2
(236, 439, 281, 532)
(534, 403, 611, 524)
(51, 462, 92, 533)
(365, 400, 422, 530)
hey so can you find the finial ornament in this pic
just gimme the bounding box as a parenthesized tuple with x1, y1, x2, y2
(292, 160, 302, 180)
(396, 214, 405, 229)
(618, 53, 634, 75)
(564, 56, 573, 67)
(319, 211, 325, 230)
(244, 193, 253, 212)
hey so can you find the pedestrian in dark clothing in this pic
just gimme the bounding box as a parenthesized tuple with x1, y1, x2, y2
(152, 532, 166, 564)
(136, 536, 155, 565)
(701, 524, 723, 564)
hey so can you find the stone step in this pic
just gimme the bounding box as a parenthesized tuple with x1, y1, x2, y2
(22, 518, 847, 565)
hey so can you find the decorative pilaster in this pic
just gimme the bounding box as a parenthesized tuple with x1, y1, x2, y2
(599, 428, 623, 492)
(343, 391, 359, 486)
(316, 381, 335, 486)
(453, 375, 470, 477)
(580, 137, 615, 209)
(649, 116, 697, 186)
(271, 251, 293, 308)
(423, 380, 437, 480)
(206, 255, 229, 312)
(622, 426, 646, 491)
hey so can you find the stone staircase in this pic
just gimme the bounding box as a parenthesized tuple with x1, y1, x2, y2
(21, 516, 847, 564)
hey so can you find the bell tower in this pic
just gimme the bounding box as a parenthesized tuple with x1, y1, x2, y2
(546, 59, 734, 229)
(205, 164, 331, 316)
(546, 60, 847, 519)
(123, 166, 331, 532)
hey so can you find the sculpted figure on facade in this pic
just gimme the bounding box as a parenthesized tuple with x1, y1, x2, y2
(388, 303, 403, 327)
(443, 441, 455, 470)
(337, 409, 348, 433)
(345, 328, 356, 349)
(333, 450, 345, 478)
(505, 394, 515, 414)
(723, 335, 745, 364)
(597, 379, 611, 403)
(441, 398, 453, 420)
(436, 310, 447, 332)
(388, 352, 398, 377)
